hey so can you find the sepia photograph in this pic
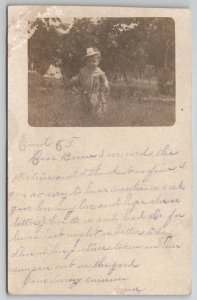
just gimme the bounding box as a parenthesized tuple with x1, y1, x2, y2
(28, 17, 175, 127)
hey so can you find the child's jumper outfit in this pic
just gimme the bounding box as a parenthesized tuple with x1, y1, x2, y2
(71, 66, 109, 115)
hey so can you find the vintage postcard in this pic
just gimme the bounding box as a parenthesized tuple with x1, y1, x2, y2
(8, 6, 192, 295)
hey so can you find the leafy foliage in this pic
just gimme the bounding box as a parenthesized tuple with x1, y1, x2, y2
(28, 17, 175, 94)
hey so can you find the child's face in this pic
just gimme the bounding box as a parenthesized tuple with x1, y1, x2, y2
(86, 55, 100, 69)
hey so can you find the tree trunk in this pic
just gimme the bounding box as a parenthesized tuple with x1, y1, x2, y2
(164, 40, 174, 69)
(122, 71, 130, 87)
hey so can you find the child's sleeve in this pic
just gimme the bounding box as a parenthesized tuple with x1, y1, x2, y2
(100, 72, 109, 91)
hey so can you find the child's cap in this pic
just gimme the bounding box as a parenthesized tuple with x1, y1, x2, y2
(84, 47, 100, 58)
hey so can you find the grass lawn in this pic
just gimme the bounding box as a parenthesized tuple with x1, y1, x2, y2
(28, 72, 175, 127)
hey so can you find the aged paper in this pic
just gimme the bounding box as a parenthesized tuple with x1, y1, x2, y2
(8, 6, 192, 295)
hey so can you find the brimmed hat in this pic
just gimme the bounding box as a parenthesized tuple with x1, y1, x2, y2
(84, 47, 100, 57)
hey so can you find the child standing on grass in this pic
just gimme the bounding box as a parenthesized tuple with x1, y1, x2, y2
(70, 47, 109, 116)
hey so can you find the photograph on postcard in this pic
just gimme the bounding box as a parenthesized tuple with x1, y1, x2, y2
(28, 17, 175, 127)
(8, 6, 192, 296)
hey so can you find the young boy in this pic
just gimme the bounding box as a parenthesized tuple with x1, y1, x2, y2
(70, 47, 109, 116)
